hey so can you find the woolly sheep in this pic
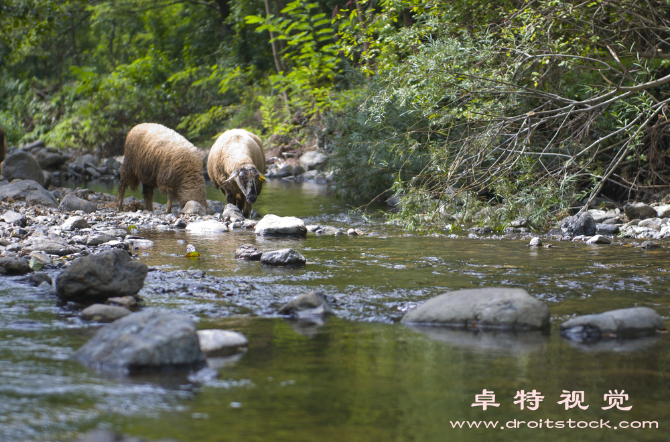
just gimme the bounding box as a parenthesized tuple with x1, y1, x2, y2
(117, 123, 208, 213)
(207, 129, 266, 217)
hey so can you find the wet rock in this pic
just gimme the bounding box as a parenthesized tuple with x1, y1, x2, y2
(81, 304, 132, 323)
(586, 235, 611, 244)
(529, 237, 542, 247)
(62, 216, 89, 231)
(560, 307, 665, 341)
(222, 204, 245, 222)
(401, 288, 550, 331)
(255, 214, 307, 237)
(29, 272, 52, 286)
(242, 219, 257, 229)
(266, 164, 293, 178)
(260, 248, 306, 266)
(86, 234, 114, 246)
(510, 218, 529, 228)
(596, 224, 619, 235)
(56, 249, 148, 304)
(0, 180, 57, 206)
(234, 244, 263, 261)
(299, 151, 328, 170)
(654, 204, 670, 218)
(180, 200, 207, 216)
(1, 210, 26, 226)
(74, 310, 206, 372)
(59, 193, 97, 213)
(23, 237, 76, 256)
(1, 151, 45, 185)
(185, 220, 228, 234)
(75, 429, 181, 442)
(197, 330, 248, 357)
(29, 251, 53, 270)
(470, 226, 492, 234)
(640, 241, 661, 250)
(624, 202, 657, 220)
(124, 237, 155, 249)
(107, 296, 138, 308)
(0, 257, 32, 275)
(347, 228, 358, 236)
(560, 212, 596, 236)
(278, 291, 333, 317)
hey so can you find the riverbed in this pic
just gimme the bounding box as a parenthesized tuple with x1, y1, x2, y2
(1, 179, 669, 441)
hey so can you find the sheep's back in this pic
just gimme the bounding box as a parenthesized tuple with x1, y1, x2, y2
(208, 129, 265, 187)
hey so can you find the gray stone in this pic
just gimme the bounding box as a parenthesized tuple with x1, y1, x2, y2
(99, 228, 127, 238)
(124, 237, 154, 249)
(185, 220, 228, 234)
(586, 235, 611, 245)
(638, 218, 663, 230)
(173, 218, 187, 229)
(0, 180, 57, 206)
(292, 165, 305, 176)
(1, 151, 45, 185)
(0, 257, 32, 275)
(260, 248, 306, 266)
(560, 307, 665, 341)
(59, 194, 97, 213)
(74, 310, 205, 372)
(75, 429, 180, 442)
(87, 234, 114, 246)
(278, 291, 333, 317)
(62, 216, 89, 231)
(401, 288, 550, 330)
(320, 225, 344, 235)
(107, 296, 138, 308)
(266, 164, 293, 178)
(23, 237, 76, 256)
(1, 210, 26, 226)
(29, 251, 53, 269)
(81, 304, 132, 323)
(654, 204, 670, 218)
(255, 214, 306, 237)
(197, 329, 248, 357)
(222, 204, 245, 222)
(596, 223, 620, 235)
(529, 237, 542, 247)
(510, 218, 529, 228)
(299, 151, 328, 170)
(640, 241, 661, 250)
(56, 249, 148, 304)
(234, 244, 263, 261)
(624, 202, 657, 220)
(180, 200, 207, 216)
(29, 272, 52, 286)
(560, 212, 596, 236)
(85, 167, 101, 179)
(347, 228, 358, 236)
(36, 149, 69, 169)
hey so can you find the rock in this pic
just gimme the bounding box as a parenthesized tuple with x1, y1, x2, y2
(266, 164, 293, 178)
(99, 228, 127, 239)
(596, 223, 619, 235)
(197, 330, 248, 357)
(640, 241, 661, 250)
(510, 218, 528, 228)
(107, 296, 138, 308)
(59, 193, 97, 213)
(260, 248, 306, 266)
(56, 249, 148, 304)
(586, 235, 611, 244)
(560, 212, 596, 236)
(654, 204, 670, 218)
(180, 200, 207, 216)
(185, 220, 228, 234)
(222, 204, 245, 222)
(234, 244, 263, 261)
(470, 226, 492, 234)
(0, 180, 57, 206)
(320, 225, 344, 235)
(292, 165, 305, 176)
(1, 151, 45, 185)
(36, 149, 69, 169)
(75, 429, 180, 442)
(529, 237, 542, 247)
(173, 218, 187, 229)
(81, 304, 132, 323)
(242, 219, 258, 229)
(62, 216, 89, 231)
(29, 272, 52, 286)
(638, 218, 663, 230)
(0, 257, 32, 275)
(29, 251, 53, 269)
(124, 237, 154, 249)
(278, 291, 333, 317)
(299, 151, 328, 170)
(401, 288, 550, 331)
(85, 167, 101, 179)
(23, 237, 76, 256)
(1, 210, 26, 226)
(347, 228, 358, 236)
(560, 307, 665, 341)
(255, 214, 306, 237)
(74, 310, 206, 372)
(624, 202, 657, 220)
(87, 234, 114, 246)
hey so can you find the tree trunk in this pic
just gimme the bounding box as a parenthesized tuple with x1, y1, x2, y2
(264, 0, 284, 74)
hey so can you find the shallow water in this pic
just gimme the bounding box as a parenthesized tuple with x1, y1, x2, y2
(2, 180, 670, 441)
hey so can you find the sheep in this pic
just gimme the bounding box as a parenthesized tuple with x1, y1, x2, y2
(0, 126, 7, 164)
(207, 129, 266, 218)
(117, 123, 208, 213)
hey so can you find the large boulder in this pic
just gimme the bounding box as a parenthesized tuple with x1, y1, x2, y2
(624, 202, 657, 221)
(260, 248, 306, 266)
(1, 151, 45, 185)
(0, 180, 57, 206)
(56, 249, 148, 304)
(74, 310, 206, 372)
(560, 307, 665, 341)
(401, 288, 550, 330)
(59, 193, 97, 213)
(560, 212, 596, 236)
(254, 214, 306, 237)
(299, 151, 328, 171)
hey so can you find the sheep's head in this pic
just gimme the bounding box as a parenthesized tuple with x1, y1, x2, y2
(226, 165, 266, 204)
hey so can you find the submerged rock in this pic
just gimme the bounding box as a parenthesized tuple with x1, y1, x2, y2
(234, 244, 263, 261)
(81, 304, 132, 323)
(56, 249, 148, 304)
(260, 248, 306, 266)
(278, 291, 333, 317)
(74, 310, 206, 373)
(254, 214, 306, 237)
(197, 329, 248, 357)
(560, 212, 596, 236)
(401, 288, 550, 330)
(560, 307, 665, 341)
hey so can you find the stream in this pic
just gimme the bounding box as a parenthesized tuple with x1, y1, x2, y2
(1, 179, 669, 441)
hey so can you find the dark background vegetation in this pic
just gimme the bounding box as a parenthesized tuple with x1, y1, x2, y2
(2, 0, 670, 229)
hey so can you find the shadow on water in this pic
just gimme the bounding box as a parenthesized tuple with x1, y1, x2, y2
(2, 179, 670, 441)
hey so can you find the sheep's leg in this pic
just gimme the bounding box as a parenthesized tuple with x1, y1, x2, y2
(117, 181, 127, 211)
(142, 184, 154, 211)
(225, 191, 236, 206)
(235, 195, 246, 215)
(242, 201, 252, 218)
(166, 193, 174, 214)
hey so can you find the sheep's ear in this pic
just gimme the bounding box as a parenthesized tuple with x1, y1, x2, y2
(259, 174, 266, 182)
